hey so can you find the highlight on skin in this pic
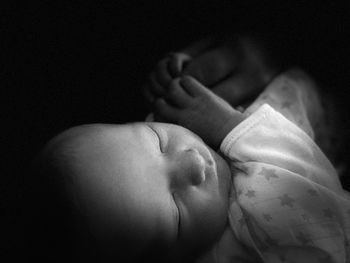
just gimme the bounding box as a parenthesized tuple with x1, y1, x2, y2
(40, 123, 233, 262)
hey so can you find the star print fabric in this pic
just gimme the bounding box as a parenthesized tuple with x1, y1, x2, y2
(244, 69, 318, 139)
(221, 104, 350, 263)
(244, 68, 343, 173)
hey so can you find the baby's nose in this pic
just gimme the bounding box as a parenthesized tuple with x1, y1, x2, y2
(174, 148, 206, 186)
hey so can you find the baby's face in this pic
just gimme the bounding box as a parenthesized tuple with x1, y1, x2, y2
(70, 122, 231, 260)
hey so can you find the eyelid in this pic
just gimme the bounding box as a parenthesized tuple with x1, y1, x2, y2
(148, 126, 164, 153)
(173, 193, 181, 240)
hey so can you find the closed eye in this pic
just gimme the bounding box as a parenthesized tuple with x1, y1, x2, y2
(147, 125, 164, 153)
(173, 193, 181, 240)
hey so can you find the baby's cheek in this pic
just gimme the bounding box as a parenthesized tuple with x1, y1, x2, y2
(194, 193, 228, 246)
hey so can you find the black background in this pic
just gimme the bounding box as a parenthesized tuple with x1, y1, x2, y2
(2, 1, 350, 261)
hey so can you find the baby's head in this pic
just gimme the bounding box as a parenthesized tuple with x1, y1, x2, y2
(41, 122, 232, 262)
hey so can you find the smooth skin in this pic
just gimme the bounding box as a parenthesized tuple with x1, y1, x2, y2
(153, 75, 246, 149)
(44, 121, 233, 262)
(145, 36, 277, 108)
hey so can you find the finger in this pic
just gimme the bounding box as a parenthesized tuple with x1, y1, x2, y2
(165, 78, 192, 108)
(149, 72, 165, 97)
(168, 53, 192, 77)
(180, 76, 213, 97)
(212, 73, 263, 106)
(183, 47, 238, 86)
(153, 98, 180, 123)
(155, 58, 172, 87)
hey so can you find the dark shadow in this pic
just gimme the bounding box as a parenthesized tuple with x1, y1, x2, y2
(2, 1, 349, 261)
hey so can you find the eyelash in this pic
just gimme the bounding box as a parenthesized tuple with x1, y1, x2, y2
(173, 193, 181, 239)
(158, 135, 163, 153)
(151, 127, 164, 153)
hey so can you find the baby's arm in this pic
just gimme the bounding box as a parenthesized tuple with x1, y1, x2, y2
(153, 75, 245, 149)
(221, 104, 349, 263)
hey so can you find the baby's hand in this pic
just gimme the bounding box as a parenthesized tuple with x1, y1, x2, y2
(185, 36, 277, 107)
(154, 76, 245, 149)
(144, 52, 192, 104)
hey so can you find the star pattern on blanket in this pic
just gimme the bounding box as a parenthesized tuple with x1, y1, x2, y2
(258, 167, 279, 181)
(224, 87, 349, 259)
(278, 194, 295, 208)
(307, 189, 318, 197)
(245, 190, 256, 198)
(323, 208, 334, 219)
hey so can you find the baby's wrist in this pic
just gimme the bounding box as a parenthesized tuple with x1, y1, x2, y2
(211, 112, 246, 149)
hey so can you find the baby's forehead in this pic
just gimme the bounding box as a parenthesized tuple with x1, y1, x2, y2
(116, 122, 157, 141)
(83, 123, 154, 142)
(88, 123, 160, 158)
(115, 122, 165, 142)
(118, 122, 155, 134)
(49, 123, 151, 163)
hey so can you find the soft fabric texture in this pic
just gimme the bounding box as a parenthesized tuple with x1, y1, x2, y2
(220, 104, 350, 263)
(244, 68, 344, 173)
(147, 69, 349, 262)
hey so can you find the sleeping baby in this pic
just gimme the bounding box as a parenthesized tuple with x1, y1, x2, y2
(40, 66, 350, 262)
